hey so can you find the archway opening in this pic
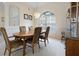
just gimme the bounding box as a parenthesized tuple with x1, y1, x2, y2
(39, 11, 56, 33)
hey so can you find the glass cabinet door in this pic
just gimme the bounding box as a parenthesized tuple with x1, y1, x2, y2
(70, 2, 77, 38)
(71, 22, 77, 38)
(77, 5, 79, 37)
(71, 7, 76, 18)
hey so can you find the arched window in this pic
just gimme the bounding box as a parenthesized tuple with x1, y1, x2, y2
(39, 11, 56, 32)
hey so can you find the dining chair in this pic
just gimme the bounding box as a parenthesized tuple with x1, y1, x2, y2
(0, 27, 23, 56)
(25, 27, 41, 54)
(20, 26, 26, 32)
(29, 26, 34, 32)
(39, 26, 50, 46)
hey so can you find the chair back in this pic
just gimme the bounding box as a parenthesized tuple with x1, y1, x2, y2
(29, 26, 34, 31)
(20, 26, 26, 32)
(0, 27, 10, 47)
(45, 26, 50, 39)
(32, 27, 41, 44)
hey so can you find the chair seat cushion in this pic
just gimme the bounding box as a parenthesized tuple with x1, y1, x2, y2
(10, 39, 23, 48)
(39, 34, 45, 39)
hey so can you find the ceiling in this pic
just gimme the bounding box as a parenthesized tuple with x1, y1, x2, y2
(25, 2, 53, 9)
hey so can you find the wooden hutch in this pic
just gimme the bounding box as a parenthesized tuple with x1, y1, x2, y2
(66, 2, 79, 56)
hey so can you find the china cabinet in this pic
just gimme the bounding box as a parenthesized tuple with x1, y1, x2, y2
(66, 2, 79, 56)
(67, 2, 79, 38)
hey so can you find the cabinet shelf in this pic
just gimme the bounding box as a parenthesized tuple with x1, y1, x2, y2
(70, 22, 77, 23)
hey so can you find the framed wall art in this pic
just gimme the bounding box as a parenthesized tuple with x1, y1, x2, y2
(24, 14, 28, 19)
(28, 15, 32, 20)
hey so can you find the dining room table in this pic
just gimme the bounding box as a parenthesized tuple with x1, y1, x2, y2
(13, 30, 46, 56)
(13, 31, 34, 56)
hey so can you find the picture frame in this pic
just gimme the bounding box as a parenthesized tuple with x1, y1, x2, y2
(28, 15, 32, 20)
(24, 14, 28, 19)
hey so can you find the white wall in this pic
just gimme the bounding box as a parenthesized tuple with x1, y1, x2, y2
(2, 2, 34, 36)
(0, 2, 4, 27)
(33, 2, 70, 40)
(4, 2, 33, 31)
(0, 2, 70, 40)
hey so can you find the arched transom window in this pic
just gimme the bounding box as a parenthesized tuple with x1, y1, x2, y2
(39, 11, 56, 32)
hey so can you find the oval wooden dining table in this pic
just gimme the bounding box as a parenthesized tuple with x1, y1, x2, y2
(13, 30, 46, 56)
(13, 31, 34, 56)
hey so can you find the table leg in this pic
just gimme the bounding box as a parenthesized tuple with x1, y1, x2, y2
(23, 39, 26, 56)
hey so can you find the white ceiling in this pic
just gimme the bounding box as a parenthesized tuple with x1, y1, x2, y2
(25, 2, 53, 8)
